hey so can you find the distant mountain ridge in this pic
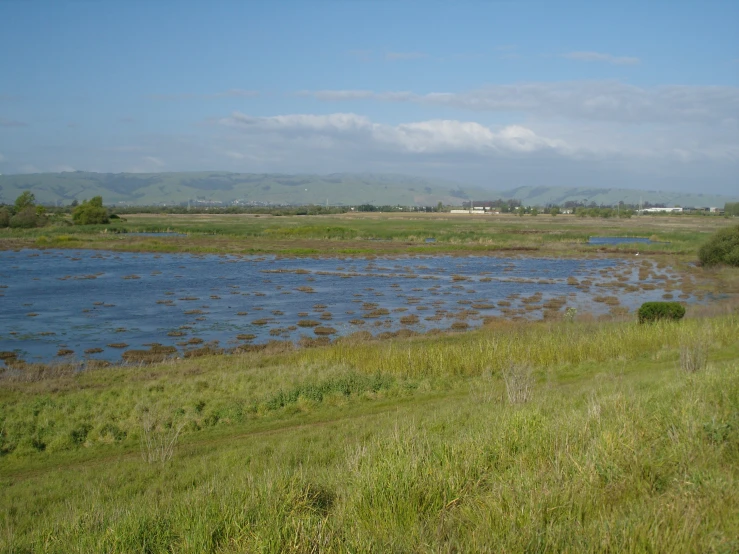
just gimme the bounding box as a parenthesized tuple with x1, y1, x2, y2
(495, 186, 735, 209)
(0, 171, 481, 207)
(0, 171, 735, 208)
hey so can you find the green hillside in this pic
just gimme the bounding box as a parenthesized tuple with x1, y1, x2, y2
(496, 185, 736, 208)
(1, 171, 735, 208)
(0, 171, 482, 207)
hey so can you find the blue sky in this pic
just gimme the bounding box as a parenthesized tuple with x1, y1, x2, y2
(1, 0, 737, 194)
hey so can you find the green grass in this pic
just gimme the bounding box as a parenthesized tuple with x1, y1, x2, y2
(1, 313, 738, 552)
(2, 212, 735, 259)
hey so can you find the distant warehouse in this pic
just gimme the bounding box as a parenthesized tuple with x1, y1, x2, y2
(639, 207, 683, 213)
(450, 207, 495, 215)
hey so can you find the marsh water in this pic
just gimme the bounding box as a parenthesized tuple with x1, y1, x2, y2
(0, 249, 696, 364)
(589, 237, 653, 245)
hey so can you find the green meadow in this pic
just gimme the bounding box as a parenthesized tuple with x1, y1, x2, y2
(1, 212, 738, 552)
(1, 211, 735, 257)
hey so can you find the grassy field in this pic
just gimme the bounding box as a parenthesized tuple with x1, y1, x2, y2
(1, 312, 738, 552)
(1, 212, 736, 258)
(1, 212, 738, 552)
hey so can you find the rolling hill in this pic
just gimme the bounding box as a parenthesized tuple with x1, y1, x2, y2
(0, 171, 483, 207)
(0, 171, 735, 208)
(495, 186, 735, 209)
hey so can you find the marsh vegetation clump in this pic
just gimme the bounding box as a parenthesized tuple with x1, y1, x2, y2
(122, 349, 170, 364)
(184, 345, 223, 358)
(365, 308, 390, 318)
(400, 314, 420, 325)
(298, 335, 332, 348)
(314, 326, 337, 336)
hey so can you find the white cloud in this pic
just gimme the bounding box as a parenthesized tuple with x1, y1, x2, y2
(563, 51, 640, 65)
(220, 112, 569, 156)
(302, 81, 739, 126)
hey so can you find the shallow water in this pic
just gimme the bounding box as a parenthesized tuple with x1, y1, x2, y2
(589, 237, 653, 245)
(0, 249, 692, 364)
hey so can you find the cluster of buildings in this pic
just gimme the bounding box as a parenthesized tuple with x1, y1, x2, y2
(639, 206, 724, 215)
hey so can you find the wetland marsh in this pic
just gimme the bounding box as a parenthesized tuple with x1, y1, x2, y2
(0, 248, 706, 364)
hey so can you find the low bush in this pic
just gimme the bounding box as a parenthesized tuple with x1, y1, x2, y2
(9, 207, 43, 229)
(0, 207, 10, 227)
(698, 224, 739, 267)
(638, 301, 686, 324)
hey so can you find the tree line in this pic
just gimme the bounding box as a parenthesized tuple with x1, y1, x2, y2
(0, 192, 110, 228)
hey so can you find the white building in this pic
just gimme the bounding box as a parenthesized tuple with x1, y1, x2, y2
(640, 207, 683, 214)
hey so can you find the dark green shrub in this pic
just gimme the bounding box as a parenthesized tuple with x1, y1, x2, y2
(638, 301, 686, 324)
(9, 207, 41, 229)
(0, 207, 10, 228)
(698, 225, 739, 267)
(72, 196, 110, 225)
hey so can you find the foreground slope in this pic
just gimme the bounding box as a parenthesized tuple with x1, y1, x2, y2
(1, 315, 737, 552)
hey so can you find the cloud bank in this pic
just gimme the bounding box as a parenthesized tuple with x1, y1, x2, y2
(301, 81, 739, 126)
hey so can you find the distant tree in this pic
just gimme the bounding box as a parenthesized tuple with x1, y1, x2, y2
(14, 191, 36, 212)
(436, 201, 443, 212)
(530, 208, 539, 216)
(550, 206, 560, 216)
(0, 207, 10, 228)
(72, 196, 110, 225)
(725, 202, 739, 217)
(70, 199, 79, 208)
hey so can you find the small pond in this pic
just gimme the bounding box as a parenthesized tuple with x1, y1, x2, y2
(589, 237, 653, 245)
(0, 249, 698, 364)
